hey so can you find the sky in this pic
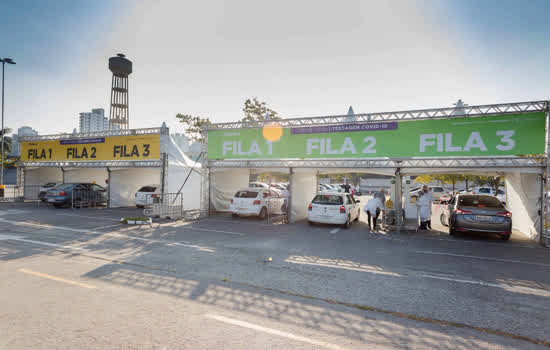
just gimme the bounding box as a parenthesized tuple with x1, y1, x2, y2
(1, 0, 549, 136)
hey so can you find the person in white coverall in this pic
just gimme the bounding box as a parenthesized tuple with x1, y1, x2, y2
(416, 185, 433, 230)
(364, 196, 384, 231)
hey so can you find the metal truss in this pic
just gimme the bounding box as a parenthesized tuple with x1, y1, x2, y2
(19, 160, 162, 168)
(208, 156, 546, 169)
(19, 127, 166, 142)
(205, 100, 548, 130)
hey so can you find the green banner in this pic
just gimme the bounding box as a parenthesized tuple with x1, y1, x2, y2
(207, 112, 545, 160)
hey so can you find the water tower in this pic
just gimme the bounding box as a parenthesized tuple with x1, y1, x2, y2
(108, 53, 132, 129)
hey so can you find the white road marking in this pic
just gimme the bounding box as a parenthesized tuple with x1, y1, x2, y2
(55, 213, 122, 221)
(19, 268, 96, 289)
(182, 226, 245, 236)
(415, 250, 550, 268)
(0, 234, 85, 251)
(0, 218, 100, 234)
(286, 255, 401, 277)
(204, 314, 347, 350)
(329, 228, 340, 234)
(0, 210, 27, 216)
(92, 223, 123, 230)
(422, 274, 550, 297)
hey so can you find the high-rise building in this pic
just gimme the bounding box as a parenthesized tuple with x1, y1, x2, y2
(79, 108, 109, 133)
(9, 126, 39, 157)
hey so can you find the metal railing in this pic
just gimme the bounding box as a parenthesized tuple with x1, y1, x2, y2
(266, 196, 289, 225)
(71, 187, 107, 209)
(143, 193, 185, 220)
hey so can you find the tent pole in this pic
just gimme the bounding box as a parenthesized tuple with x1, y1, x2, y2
(289, 167, 294, 223)
(395, 168, 403, 234)
(544, 100, 550, 246)
(106, 167, 111, 208)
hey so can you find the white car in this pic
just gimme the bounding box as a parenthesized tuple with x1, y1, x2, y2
(249, 182, 269, 189)
(472, 187, 506, 203)
(135, 185, 160, 208)
(307, 192, 361, 228)
(410, 186, 446, 200)
(230, 188, 286, 219)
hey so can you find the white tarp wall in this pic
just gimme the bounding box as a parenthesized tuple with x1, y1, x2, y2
(110, 168, 161, 207)
(24, 168, 63, 199)
(290, 170, 317, 222)
(210, 169, 250, 212)
(165, 135, 202, 211)
(64, 168, 108, 185)
(25, 167, 63, 185)
(505, 173, 541, 240)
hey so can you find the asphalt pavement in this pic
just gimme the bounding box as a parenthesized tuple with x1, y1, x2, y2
(1, 202, 549, 349)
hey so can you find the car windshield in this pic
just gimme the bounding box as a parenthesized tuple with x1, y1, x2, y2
(458, 195, 504, 208)
(478, 188, 491, 194)
(44, 183, 56, 187)
(235, 190, 259, 198)
(138, 186, 157, 192)
(312, 195, 343, 205)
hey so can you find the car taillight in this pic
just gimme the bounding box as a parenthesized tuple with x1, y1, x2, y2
(340, 205, 346, 213)
(59, 191, 66, 196)
(308, 203, 312, 211)
(454, 208, 472, 215)
(497, 211, 512, 218)
(253, 200, 261, 205)
(230, 199, 234, 204)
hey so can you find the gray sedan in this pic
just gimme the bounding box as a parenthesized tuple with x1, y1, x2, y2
(440, 194, 512, 240)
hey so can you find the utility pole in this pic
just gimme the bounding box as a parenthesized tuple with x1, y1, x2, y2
(0, 58, 16, 185)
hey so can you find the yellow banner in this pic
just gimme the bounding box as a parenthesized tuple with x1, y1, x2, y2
(21, 134, 160, 162)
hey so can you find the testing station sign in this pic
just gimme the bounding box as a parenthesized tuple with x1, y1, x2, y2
(21, 134, 160, 162)
(207, 112, 546, 160)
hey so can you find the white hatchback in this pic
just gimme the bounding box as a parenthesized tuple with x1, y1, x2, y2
(230, 188, 286, 219)
(135, 185, 160, 208)
(307, 192, 361, 228)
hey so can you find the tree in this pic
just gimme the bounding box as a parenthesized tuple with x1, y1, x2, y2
(414, 175, 436, 184)
(242, 98, 280, 122)
(174, 114, 211, 142)
(176, 98, 280, 142)
(1, 127, 12, 154)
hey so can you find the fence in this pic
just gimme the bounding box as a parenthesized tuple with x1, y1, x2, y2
(71, 187, 108, 209)
(0, 185, 43, 203)
(266, 195, 289, 225)
(143, 193, 186, 220)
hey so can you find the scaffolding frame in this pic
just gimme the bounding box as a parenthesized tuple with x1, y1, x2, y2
(203, 100, 550, 245)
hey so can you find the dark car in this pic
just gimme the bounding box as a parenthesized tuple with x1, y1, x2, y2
(441, 194, 512, 240)
(45, 183, 107, 208)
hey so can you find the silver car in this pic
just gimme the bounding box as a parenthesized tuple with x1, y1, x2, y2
(441, 194, 512, 240)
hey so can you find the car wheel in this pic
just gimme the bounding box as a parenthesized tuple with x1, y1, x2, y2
(259, 207, 267, 220)
(232, 213, 238, 218)
(342, 216, 351, 229)
(440, 214, 447, 227)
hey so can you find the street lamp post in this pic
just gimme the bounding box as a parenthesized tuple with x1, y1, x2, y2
(1, 58, 16, 186)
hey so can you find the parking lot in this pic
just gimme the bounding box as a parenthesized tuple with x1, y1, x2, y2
(1, 202, 550, 349)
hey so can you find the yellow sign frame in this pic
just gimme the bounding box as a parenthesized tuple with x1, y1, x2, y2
(21, 134, 161, 162)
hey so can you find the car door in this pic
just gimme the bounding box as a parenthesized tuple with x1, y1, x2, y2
(443, 196, 456, 226)
(343, 195, 353, 219)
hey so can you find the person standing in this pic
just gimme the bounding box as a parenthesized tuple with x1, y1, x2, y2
(374, 188, 386, 208)
(364, 196, 383, 231)
(416, 185, 433, 230)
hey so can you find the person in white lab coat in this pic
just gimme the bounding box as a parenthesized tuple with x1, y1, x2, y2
(416, 185, 433, 230)
(364, 196, 384, 231)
